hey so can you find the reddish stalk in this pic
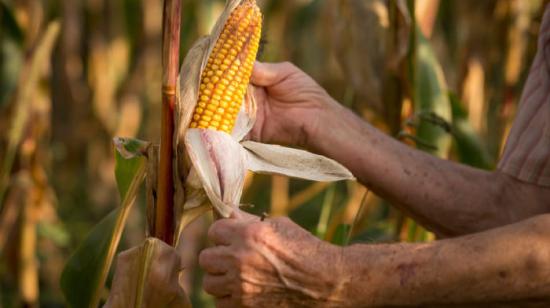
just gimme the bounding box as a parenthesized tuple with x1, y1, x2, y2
(156, 0, 181, 245)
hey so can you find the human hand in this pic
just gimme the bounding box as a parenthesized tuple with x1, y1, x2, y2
(249, 62, 340, 149)
(199, 211, 346, 307)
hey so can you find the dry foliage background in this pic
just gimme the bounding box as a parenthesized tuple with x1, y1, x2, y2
(0, 0, 546, 306)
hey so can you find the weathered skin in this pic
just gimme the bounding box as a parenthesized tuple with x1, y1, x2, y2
(200, 211, 345, 307)
(250, 62, 550, 237)
(201, 212, 550, 307)
(198, 62, 550, 307)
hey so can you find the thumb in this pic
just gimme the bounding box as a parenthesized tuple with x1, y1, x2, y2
(251, 61, 297, 87)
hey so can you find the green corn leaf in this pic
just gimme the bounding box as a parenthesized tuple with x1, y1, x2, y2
(113, 137, 151, 199)
(315, 184, 335, 240)
(60, 138, 149, 308)
(413, 27, 452, 158)
(404, 18, 451, 242)
(407, 218, 418, 242)
(449, 93, 494, 170)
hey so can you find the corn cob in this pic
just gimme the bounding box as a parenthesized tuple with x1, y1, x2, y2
(190, 0, 262, 134)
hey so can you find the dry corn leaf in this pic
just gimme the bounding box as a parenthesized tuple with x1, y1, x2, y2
(0, 21, 60, 207)
(325, 0, 410, 117)
(104, 238, 191, 308)
(175, 0, 354, 223)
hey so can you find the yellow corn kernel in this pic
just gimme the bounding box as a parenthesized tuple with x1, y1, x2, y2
(189, 0, 262, 134)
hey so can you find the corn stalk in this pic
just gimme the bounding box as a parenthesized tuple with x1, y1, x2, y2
(156, 0, 181, 245)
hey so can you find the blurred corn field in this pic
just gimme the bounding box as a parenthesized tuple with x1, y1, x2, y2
(0, 0, 546, 306)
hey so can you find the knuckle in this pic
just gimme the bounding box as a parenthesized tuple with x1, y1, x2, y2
(270, 217, 291, 232)
(233, 281, 246, 298)
(207, 221, 222, 241)
(277, 216, 292, 225)
(202, 275, 214, 293)
(241, 222, 268, 243)
(236, 285, 246, 299)
(240, 224, 256, 241)
(241, 282, 260, 296)
(232, 252, 255, 278)
(236, 282, 262, 307)
(232, 250, 249, 269)
(198, 249, 212, 269)
(216, 297, 235, 308)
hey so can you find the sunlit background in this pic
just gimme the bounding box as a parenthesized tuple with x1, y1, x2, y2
(0, 0, 546, 306)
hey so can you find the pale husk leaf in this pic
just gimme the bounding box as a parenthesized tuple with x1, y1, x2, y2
(232, 85, 258, 141)
(174, 203, 211, 245)
(184, 129, 247, 217)
(174, 37, 209, 215)
(242, 141, 355, 182)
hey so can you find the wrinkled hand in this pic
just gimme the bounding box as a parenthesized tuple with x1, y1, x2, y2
(249, 62, 339, 148)
(199, 211, 345, 307)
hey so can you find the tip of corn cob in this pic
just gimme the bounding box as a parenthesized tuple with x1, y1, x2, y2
(190, 0, 262, 134)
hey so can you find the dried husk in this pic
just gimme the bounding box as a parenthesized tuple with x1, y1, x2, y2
(184, 129, 247, 217)
(104, 238, 191, 308)
(242, 141, 353, 181)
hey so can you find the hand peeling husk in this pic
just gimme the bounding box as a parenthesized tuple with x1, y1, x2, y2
(175, 0, 354, 220)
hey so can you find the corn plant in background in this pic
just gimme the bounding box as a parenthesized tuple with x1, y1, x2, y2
(0, 3, 60, 304)
(0, 0, 543, 306)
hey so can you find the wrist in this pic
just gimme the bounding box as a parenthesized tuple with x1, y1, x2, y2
(318, 243, 348, 306)
(290, 241, 348, 306)
(284, 240, 350, 307)
(339, 243, 427, 307)
(304, 96, 349, 154)
(338, 244, 381, 307)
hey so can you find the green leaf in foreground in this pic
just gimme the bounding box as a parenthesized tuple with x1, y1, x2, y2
(113, 137, 150, 199)
(60, 138, 148, 308)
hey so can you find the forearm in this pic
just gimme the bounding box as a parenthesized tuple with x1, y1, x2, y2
(309, 102, 550, 235)
(339, 214, 550, 307)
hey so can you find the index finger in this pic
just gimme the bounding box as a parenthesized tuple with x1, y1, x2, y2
(250, 61, 297, 87)
(208, 218, 237, 246)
